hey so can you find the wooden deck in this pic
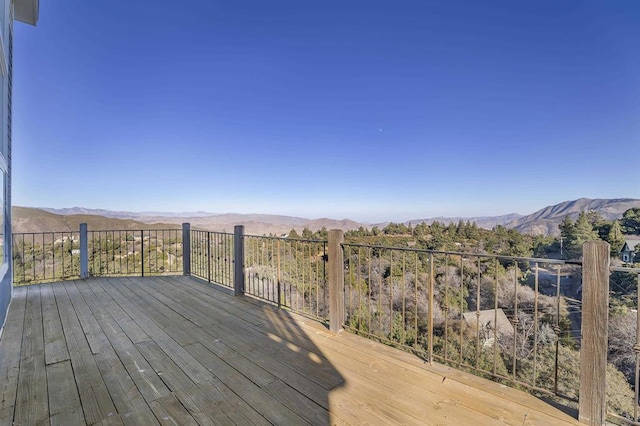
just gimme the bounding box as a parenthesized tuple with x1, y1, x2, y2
(0, 276, 581, 425)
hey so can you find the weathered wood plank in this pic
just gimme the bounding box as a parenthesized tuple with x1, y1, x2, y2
(0, 286, 27, 424)
(62, 280, 158, 423)
(73, 280, 171, 403)
(123, 277, 338, 413)
(96, 413, 125, 425)
(184, 342, 309, 425)
(328, 229, 345, 333)
(1, 277, 582, 425)
(579, 240, 610, 426)
(148, 394, 199, 426)
(197, 380, 269, 426)
(97, 279, 213, 384)
(277, 303, 578, 425)
(14, 285, 49, 425)
(86, 277, 150, 338)
(108, 280, 311, 425)
(186, 276, 520, 420)
(133, 276, 342, 390)
(173, 382, 235, 426)
(140, 280, 568, 422)
(185, 277, 580, 425)
(63, 280, 111, 355)
(121, 279, 277, 387)
(40, 283, 70, 365)
(262, 379, 329, 425)
(94, 348, 159, 425)
(47, 360, 85, 426)
(82, 278, 151, 344)
(135, 340, 197, 392)
(102, 277, 199, 346)
(52, 282, 118, 424)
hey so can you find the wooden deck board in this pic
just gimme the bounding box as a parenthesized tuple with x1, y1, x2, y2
(0, 286, 27, 424)
(122, 277, 343, 420)
(128, 276, 344, 391)
(46, 360, 85, 426)
(148, 394, 199, 426)
(41, 283, 70, 365)
(14, 285, 49, 425)
(0, 276, 582, 425)
(73, 279, 172, 403)
(51, 282, 118, 424)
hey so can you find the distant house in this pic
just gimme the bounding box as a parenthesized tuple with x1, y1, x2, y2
(620, 238, 640, 263)
(462, 308, 513, 347)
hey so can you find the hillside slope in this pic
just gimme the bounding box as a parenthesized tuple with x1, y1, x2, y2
(12, 207, 179, 233)
(12, 207, 363, 235)
(15, 197, 640, 236)
(507, 198, 640, 235)
(406, 213, 523, 229)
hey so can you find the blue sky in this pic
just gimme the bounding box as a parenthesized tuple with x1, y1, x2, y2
(11, 1, 640, 222)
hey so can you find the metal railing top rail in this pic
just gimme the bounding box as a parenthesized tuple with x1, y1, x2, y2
(13, 229, 183, 234)
(243, 234, 329, 320)
(244, 233, 327, 244)
(86, 228, 182, 233)
(13, 231, 80, 235)
(611, 266, 640, 273)
(342, 241, 583, 265)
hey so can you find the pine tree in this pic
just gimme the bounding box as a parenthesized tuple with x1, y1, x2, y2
(621, 208, 640, 234)
(567, 212, 600, 258)
(607, 220, 625, 256)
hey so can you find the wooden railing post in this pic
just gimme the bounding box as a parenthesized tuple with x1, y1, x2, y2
(233, 225, 245, 297)
(579, 240, 610, 425)
(79, 223, 88, 279)
(328, 229, 345, 334)
(182, 223, 191, 276)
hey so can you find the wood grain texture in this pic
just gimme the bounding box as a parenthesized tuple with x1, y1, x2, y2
(0, 286, 27, 424)
(14, 285, 49, 425)
(578, 241, 610, 426)
(328, 229, 345, 333)
(0, 276, 582, 425)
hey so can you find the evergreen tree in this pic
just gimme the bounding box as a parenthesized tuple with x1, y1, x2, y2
(586, 211, 611, 240)
(621, 208, 640, 234)
(563, 213, 599, 258)
(288, 228, 300, 239)
(301, 227, 314, 239)
(607, 220, 625, 256)
(315, 226, 328, 240)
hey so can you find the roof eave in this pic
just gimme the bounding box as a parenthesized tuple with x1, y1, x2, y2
(14, 0, 39, 26)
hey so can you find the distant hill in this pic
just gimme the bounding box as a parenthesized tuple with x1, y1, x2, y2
(13, 207, 364, 236)
(506, 198, 640, 236)
(16, 197, 640, 236)
(406, 213, 523, 230)
(40, 207, 215, 219)
(12, 207, 179, 234)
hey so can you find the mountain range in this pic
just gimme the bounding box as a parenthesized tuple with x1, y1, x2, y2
(14, 197, 640, 236)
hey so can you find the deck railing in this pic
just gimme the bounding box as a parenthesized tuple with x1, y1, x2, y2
(608, 266, 640, 425)
(342, 242, 578, 399)
(12, 228, 183, 284)
(190, 229, 235, 288)
(12, 231, 81, 283)
(244, 234, 328, 320)
(11, 224, 640, 424)
(87, 229, 183, 276)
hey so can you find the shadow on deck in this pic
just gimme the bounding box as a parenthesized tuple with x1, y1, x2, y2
(0, 276, 580, 425)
